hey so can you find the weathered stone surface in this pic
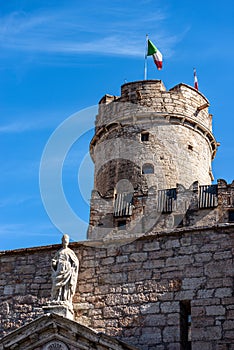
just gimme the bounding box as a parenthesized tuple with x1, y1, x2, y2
(0, 216, 233, 350)
(162, 326, 180, 342)
(192, 325, 222, 340)
(88, 80, 220, 240)
(0, 314, 137, 350)
(206, 305, 226, 316)
(2, 79, 234, 349)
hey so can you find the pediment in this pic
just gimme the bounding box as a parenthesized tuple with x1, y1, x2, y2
(0, 313, 138, 350)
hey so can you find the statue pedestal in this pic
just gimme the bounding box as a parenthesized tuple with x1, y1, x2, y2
(43, 302, 74, 320)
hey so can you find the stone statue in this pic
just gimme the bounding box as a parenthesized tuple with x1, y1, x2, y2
(51, 234, 79, 305)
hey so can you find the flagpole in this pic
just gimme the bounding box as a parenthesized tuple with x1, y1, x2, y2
(144, 34, 148, 80)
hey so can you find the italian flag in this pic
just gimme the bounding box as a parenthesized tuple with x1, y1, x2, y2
(194, 68, 199, 90)
(147, 39, 163, 70)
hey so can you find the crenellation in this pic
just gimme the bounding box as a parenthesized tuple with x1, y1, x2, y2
(89, 80, 221, 240)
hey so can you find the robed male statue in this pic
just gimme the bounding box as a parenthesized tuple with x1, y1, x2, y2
(51, 234, 79, 304)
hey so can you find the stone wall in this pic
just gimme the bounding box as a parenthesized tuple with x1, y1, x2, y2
(88, 80, 219, 240)
(88, 178, 234, 241)
(1, 225, 233, 349)
(91, 81, 217, 190)
(91, 124, 213, 190)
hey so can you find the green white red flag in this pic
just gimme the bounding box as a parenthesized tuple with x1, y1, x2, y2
(147, 39, 163, 70)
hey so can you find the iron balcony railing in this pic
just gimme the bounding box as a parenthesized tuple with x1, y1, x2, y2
(114, 193, 133, 217)
(199, 184, 218, 208)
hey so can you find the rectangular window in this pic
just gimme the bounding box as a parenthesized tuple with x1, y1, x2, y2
(117, 220, 126, 230)
(180, 301, 191, 350)
(142, 164, 154, 174)
(141, 132, 149, 142)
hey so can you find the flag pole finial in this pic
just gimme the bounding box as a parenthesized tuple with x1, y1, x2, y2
(144, 34, 148, 80)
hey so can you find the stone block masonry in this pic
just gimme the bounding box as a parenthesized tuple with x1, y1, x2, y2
(91, 81, 217, 192)
(0, 224, 233, 349)
(88, 80, 219, 240)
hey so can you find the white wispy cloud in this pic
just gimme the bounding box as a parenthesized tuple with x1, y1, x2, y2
(0, 11, 53, 36)
(0, 5, 183, 59)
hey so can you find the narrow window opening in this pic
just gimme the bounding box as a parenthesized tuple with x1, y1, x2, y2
(228, 210, 234, 222)
(117, 220, 127, 230)
(141, 132, 149, 142)
(188, 144, 193, 151)
(180, 301, 191, 350)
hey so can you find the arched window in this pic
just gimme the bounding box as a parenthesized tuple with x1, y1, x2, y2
(142, 163, 154, 174)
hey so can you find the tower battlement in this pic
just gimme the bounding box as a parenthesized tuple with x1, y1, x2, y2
(88, 80, 219, 240)
(96, 80, 213, 133)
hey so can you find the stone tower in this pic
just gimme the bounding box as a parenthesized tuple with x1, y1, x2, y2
(88, 80, 219, 240)
(1, 79, 233, 350)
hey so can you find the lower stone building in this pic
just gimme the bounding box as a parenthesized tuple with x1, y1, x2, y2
(0, 222, 233, 349)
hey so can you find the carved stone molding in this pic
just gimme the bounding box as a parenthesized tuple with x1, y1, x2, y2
(43, 340, 69, 350)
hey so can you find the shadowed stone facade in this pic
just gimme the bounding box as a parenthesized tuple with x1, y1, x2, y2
(0, 313, 137, 350)
(0, 223, 234, 349)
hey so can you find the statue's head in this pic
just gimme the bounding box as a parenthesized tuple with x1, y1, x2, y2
(62, 234, 69, 248)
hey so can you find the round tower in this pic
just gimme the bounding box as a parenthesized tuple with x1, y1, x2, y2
(88, 80, 218, 240)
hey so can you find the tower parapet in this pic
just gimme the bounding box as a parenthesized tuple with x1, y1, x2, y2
(88, 80, 219, 240)
(95, 80, 214, 133)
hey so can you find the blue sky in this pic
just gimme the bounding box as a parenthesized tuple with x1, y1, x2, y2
(0, 0, 233, 250)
